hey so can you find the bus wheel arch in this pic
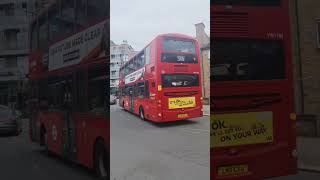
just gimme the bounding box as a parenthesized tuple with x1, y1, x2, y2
(93, 137, 109, 179)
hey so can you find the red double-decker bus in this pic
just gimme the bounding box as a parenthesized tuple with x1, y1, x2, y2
(211, 0, 297, 179)
(119, 33, 203, 122)
(27, 1, 108, 178)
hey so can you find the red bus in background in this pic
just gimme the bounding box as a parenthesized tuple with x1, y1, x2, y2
(119, 34, 203, 122)
(27, 1, 108, 178)
(211, 0, 297, 179)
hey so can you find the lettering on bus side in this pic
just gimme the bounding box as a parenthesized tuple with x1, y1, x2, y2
(211, 113, 274, 147)
(266, 33, 284, 39)
(211, 120, 227, 130)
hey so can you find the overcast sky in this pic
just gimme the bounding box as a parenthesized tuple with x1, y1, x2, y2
(111, 0, 210, 50)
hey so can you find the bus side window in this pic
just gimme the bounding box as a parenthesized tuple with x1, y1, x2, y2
(145, 81, 150, 98)
(145, 45, 151, 65)
(137, 82, 145, 99)
(134, 84, 138, 97)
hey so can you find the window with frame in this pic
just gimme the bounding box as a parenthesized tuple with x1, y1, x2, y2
(39, 16, 49, 47)
(128, 60, 135, 74)
(145, 81, 150, 98)
(87, 0, 108, 22)
(88, 66, 106, 116)
(61, 0, 75, 32)
(49, 4, 74, 42)
(136, 52, 145, 69)
(145, 45, 151, 64)
(136, 82, 145, 98)
(4, 3, 14, 16)
(212, 39, 285, 81)
(75, 0, 88, 28)
(31, 22, 38, 51)
(47, 76, 73, 110)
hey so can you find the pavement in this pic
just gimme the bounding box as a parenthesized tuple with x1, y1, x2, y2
(297, 137, 320, 171)
(203, 105, 210, 116)
(268, 136, 320, 179)
(269, 171, 320, 180)
(110, 104, 210, 180)
(0, 119, 98, 180)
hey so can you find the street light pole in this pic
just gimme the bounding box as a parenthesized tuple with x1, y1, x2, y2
(294, 0, 305, 114)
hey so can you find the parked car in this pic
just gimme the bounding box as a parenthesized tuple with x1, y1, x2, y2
(110, 94, 117, 105)
(0, 105, 22, 136)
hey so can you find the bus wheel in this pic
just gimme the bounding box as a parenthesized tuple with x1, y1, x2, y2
(94, 140, 108, 179)
(139, 107, 145, 120)
(41, 128, 49, 155)
(44, 132, 49, 154)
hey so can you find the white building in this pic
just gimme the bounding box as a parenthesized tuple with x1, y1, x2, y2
(0, 0, 31, 107)
(110, 40, 134, 94)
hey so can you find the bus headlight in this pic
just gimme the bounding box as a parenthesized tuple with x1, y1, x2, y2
(158, 113, 162, 117)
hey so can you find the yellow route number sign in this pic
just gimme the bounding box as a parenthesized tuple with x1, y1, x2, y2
(168, 97, 195, 109)
(211, 111, 273, 148)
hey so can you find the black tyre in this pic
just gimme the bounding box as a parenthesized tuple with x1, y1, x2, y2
(43, 131, 49, 155)
(139, 106, 145, 120)
(94, 140, 108, 179)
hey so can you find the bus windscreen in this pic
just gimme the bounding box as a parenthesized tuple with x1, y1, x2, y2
(162, 39, 198, 64)
(212, 40, 285, 81)
(162, 74, 199, 88)
(163, 39, 196, 54)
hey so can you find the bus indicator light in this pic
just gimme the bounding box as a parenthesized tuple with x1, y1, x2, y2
(290, 113, 296, 120)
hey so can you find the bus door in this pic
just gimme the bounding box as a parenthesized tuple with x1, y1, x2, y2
(62, 77, 77, 161)
(129, 86, 134, 112)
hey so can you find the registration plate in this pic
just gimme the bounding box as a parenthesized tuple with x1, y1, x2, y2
(168, 97, 196, 109)
(177, 113, 188, 118)
(218, 165, 249, 177)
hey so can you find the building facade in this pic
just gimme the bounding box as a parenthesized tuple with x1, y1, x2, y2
(0, 0, 30, 107)
(110, 40, 134, 95)
(290, 0, 320, 115)
(195, 22, 210, 104)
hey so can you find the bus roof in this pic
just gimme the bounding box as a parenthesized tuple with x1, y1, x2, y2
(156, 33, 195, 40)
(120, 33, 196, 69)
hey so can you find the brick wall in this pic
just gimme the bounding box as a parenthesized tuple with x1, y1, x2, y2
(290, 0, 320, 114)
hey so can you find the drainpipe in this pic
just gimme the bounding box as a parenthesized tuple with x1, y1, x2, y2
(294, 0, 304, 113)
